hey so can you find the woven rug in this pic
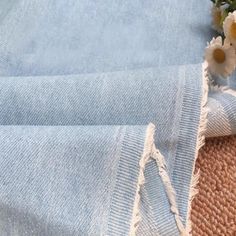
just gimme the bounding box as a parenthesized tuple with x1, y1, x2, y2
(191, 135, 236, 236)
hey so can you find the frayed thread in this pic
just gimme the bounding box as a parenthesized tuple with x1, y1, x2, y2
(185, 61, 210, 235)
(152, 147, 188, 236)
(129, 123, 156, 236)
(130, 123, 187, 236)
(130, 62, 210, 236)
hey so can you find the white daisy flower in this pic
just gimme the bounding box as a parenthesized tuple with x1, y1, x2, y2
(211, 5, 223, 33)
(205, 36, 236, 77)
(223, 11, 236, 47)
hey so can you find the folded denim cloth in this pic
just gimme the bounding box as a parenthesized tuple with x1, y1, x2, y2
(0, 0, 235, 236)
(207, 86, 236, 137)
(0, 63, 208, 236)
(0, 125, 151, 235)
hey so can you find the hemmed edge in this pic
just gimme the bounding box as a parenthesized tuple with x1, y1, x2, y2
(129, 123, 156, 236)
(185, 61, 210, 235)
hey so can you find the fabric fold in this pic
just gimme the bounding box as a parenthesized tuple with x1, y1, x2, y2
(0, 124, 185, 235)
(206, 84, 236, 137)
(0, 63, 209, 235)
(0, 125, 145, 235)
(1, 0, 235, 235)
(1, 64, 235, 138)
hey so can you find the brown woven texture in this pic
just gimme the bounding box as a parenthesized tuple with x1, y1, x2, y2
(191, 135, 236, 236)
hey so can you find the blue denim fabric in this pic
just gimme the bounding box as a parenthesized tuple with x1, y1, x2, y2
(0, 0, 212, 76)
(206, 69, 236, 137)
(0, 64, 204, 235)
(0, 125, 147, 235)
(207, 89, 236, 137)
(0, 0, 235, 235)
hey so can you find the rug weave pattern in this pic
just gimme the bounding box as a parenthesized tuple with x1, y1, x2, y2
(192, 135, 236, 236)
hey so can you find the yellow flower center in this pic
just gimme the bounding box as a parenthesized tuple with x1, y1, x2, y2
(213, 48, 226, 64)
(230, 22, 236, 39)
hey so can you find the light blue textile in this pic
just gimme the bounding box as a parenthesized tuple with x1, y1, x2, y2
(0, 0, 235, 235)
(207, 87, 236, 137)
(0, 0, 213, 76)
(0, 125, 147, 236)
(0, 64, 204, 235)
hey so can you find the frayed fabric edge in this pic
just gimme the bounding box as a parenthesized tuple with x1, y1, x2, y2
(152, 147, 187, 236)
(129, 123, 156, 236)
(209, 80, 236, 97)
(129, 123, 187, 236)
(185, 61, 210, 235)
(130, 62, 209, 235)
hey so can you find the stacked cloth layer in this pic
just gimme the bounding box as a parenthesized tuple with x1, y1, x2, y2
(0, 0, 235, 235)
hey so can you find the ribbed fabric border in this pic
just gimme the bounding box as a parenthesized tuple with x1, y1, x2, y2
(172, 62, 209, 228)
(172, 67, 201, 221)
(208, 84, 236, 136)
(106, 126, 148, 236)
(216, 92, 236, 134)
